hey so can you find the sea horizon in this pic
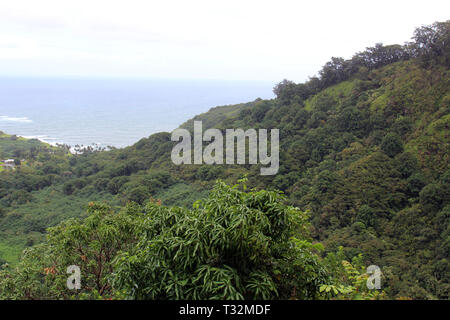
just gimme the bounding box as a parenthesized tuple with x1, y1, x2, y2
(0, 77, 275, 148)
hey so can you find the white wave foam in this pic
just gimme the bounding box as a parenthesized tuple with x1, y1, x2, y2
(0, 115, 32, 123)
(19, 134, 108, 154)
(19, 135, 59, 146)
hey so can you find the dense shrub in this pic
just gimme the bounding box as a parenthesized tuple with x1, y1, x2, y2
(0, 182, 329, 300)
(381, 133, 404, 157)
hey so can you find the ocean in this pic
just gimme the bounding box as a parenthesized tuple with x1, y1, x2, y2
(0, 77, 274, 148)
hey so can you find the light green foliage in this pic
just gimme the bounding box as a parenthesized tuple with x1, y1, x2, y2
(321, 248, 386, 300)
(0, 181, 328, 300)
(0, 132, 58, 159)
(112, 180, 327, 300)
(0, 202, 141, 299)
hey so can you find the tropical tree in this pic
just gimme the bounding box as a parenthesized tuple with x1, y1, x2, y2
(112, 179, 328, 299)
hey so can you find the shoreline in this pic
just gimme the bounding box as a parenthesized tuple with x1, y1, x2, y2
(1, 130, 115, 154)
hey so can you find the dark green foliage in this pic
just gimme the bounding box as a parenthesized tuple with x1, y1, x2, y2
(395, 152, 419, 178)
(107, 176, 129, 195)
(336, 107, 362, 132)
(407, 173, 427, 196)
(1, 190, 33, 206)
(356, 205, 376, 228)
(62, 181, 75, 195)
(195, 166, 224, 181)
(420, 183, 445, 210)
(94, 177, 109, 191)
(381, 133, 404, 157)
(413, 21, 450, 66)
(391, 116, 413, 137)
(140, 171, 175, 191)
(273, 79, 303, 105)
(125, 186, 150, 204)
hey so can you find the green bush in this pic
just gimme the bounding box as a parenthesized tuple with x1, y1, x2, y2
(381, 133, 403, 157)
(125, 186, 150, 204)
(420, 183, 444, 210)
(107, 176, 130, 195)
(0, 181, 328, 300)
(356, 205, 376, 228)
(395, 152, 419, 178)
(113, 180, 327, 299)
(407, 173, 427, 196)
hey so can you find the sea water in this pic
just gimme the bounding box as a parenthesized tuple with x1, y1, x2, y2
(0, 77, 274, 148)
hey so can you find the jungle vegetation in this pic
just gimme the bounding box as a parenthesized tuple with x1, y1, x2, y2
(0, 21, 448, 299)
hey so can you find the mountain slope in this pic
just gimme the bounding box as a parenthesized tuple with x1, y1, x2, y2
(0, 22, 448, 298)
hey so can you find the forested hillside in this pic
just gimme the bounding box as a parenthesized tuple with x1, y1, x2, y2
(0, 21, 448, 299)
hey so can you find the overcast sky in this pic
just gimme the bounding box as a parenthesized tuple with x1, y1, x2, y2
(0, 0, 448, 82)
